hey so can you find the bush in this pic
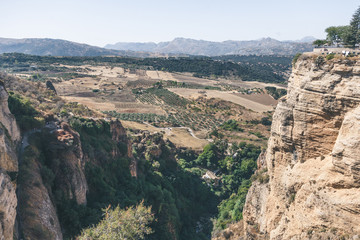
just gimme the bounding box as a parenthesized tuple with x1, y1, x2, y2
(78, 201, 154, 240)
(326, 53, 335, 60)
(292, 53, 302, 66)
(220, 120, 244, 132)
(315, 56, 325, 67)
(260, 117, 272, 126)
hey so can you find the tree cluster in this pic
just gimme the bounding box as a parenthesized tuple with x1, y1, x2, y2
(313, 6, 360, 48)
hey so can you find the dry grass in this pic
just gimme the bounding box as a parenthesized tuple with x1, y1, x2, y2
(62, 96, 117, 111)
(165, 128, 208, 150)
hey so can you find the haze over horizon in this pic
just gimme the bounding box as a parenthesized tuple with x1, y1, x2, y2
(1, 0, 359, 47)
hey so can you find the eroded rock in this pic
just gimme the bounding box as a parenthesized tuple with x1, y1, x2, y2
(243, 54, 360, 239)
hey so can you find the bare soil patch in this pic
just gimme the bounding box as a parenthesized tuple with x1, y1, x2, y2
(233, 93, 278, 106)
(169, 88, 275, 112)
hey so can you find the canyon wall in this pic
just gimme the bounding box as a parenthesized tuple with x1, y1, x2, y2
(243, 54, 360, 239)
(0, 81, 19, 240)
(0, 77, 132, 239)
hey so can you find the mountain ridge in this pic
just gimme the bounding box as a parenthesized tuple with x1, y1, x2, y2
(0, 37, 167, 57)
(0, 37, 314, 57)
(105, 37, 314, 56)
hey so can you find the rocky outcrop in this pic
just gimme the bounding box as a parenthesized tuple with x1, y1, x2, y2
(110, 120, 138, 177)
(52, 122, 88, 205)
(0, 81, 19, 239)
(18, 121, 89, 239)
(0, 171, 17, 240)
(243, 54, 360, 239)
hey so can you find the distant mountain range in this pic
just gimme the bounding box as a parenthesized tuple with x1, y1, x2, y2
(0, 38, 163, 57)
(0, 37, 315, 57)
(105, 37, 315, 56)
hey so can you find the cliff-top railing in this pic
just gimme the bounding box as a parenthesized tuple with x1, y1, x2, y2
(313, 46, 360, 55)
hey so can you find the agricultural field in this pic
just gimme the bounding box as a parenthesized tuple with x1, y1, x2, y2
(0, 53, 287, 147)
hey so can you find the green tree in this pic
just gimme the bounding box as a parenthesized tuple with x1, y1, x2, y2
(325, 26, 351, 46)
(77, 202, 154, 240)
(312, 39, 328, 47)
(348, 6, 360, 47)
(195, 143, 218, 168)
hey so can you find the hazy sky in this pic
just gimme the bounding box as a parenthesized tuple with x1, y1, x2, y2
(1, 0, 359, 47)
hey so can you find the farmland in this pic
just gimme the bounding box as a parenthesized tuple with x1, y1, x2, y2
(0, 53, 286, 147)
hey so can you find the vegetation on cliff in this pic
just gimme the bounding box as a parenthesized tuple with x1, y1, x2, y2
(7, 92, 44, 131)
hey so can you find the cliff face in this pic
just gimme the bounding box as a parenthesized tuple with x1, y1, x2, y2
(18, 119, 133, 239)
(0, 81, 19, 240)
(110, 120, 138, 177)
(0, 81, 20, 172)
(0, 171, 17, 240)
(18, 146, 63, 240)
(18, 121, 89, 239)
(243, 54, 360, 239)
(53, 122, 88, 205)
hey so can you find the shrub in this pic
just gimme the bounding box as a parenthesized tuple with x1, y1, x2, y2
(292, 53, 302, 66)
(78, 202, 154, 240)
(326, 53, 335, 60)
(315, 56, 325, 67)
(220, 120, 244, 132)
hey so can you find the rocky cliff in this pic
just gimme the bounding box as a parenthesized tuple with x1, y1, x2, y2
(0, 81, 19, 239)
(0, 81, 20, 172)
(243, 54, 360, 239)
(17, 118, 133, 239)
(17, 121, 89, 240)
(52, 122, 88, 205)
(18, 145, 63, 240)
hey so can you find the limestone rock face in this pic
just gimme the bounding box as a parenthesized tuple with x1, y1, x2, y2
(0, 81, 20, 172)
(18, 147, 63, 240)
(0, 81, 20, 143)
(0, 171, 17, 240)
(0, 81, 18, 239)
(53, 122, 88, 205)
(243, 54, 360, 239)
(110, 120, 138, 177)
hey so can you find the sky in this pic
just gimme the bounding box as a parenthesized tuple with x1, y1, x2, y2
(0, 0, 359, 47)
